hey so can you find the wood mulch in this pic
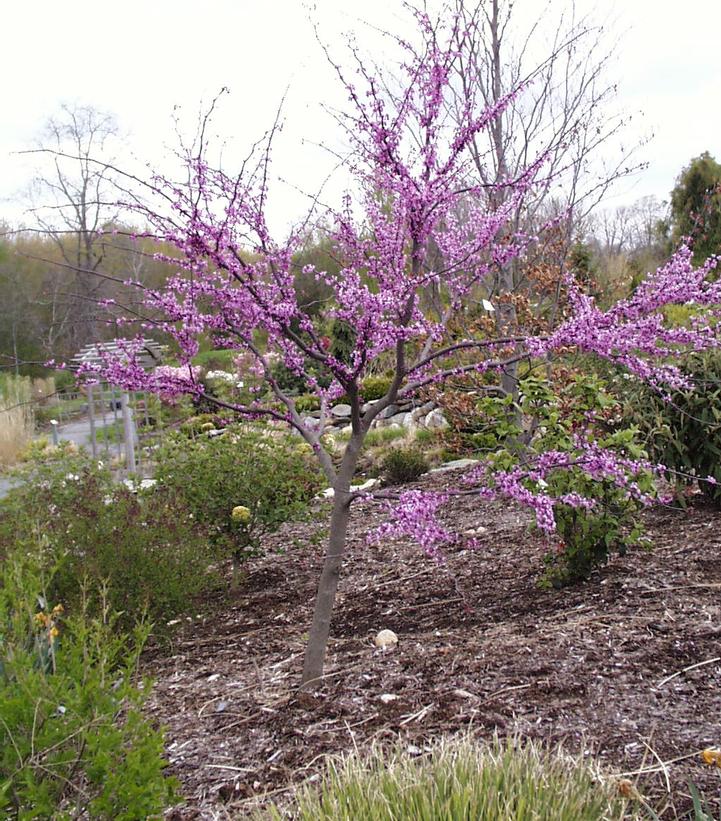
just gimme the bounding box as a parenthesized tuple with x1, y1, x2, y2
(142, 470, 721, 819)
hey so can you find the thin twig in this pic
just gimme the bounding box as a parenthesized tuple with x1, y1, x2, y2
(657, 657, 721, 687)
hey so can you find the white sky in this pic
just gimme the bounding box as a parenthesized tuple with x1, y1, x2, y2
(1, 0, 720, 231)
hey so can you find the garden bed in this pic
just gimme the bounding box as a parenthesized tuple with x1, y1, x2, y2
(143, 470, 721, 819)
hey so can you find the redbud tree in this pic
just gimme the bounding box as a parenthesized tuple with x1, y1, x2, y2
(86, 7, 720, 688)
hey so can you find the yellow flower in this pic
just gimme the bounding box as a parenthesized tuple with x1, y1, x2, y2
(231, 505, 251, 524)
(52, 603, 64, 615)
(49, 626, 59, 639)
(701, 748, 721, 767)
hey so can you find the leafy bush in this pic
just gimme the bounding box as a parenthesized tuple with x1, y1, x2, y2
(265, 735, 641, 821)
(0, 541, 177, 818)
(382, 446, 429, 484)
(620, 351, 721, 506)
(180, 412, 222, 437)
(474, 374, 654, 586)
(295, 393, 321, 413)
(361, 375, 393, 401)
(155, 426, 324, 580)
(0, 449, 221, 628)
(529, 376, 654, 586)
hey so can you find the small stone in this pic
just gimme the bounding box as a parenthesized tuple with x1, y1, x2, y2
(330, 403, 352, 418)
(379, 693, 399, 704)
(453, 688, 476, 699)
(379, 404, 399, 419)
(374, 629, 398, 650)
(464, 526, 488, 536)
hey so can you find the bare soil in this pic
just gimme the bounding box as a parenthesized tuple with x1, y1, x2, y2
(143, 470, 721, 819)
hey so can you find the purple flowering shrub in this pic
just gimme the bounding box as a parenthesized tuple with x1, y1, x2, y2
(379, 373, 656, 583)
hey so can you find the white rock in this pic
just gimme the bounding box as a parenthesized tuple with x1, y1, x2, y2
(374, 629, 398, 650)
(424, 409, 449, 430)
(429, 458, 479, 474)
(379, 693, 399, 704)
(318, 477, 380, 500)
(464, 526, 488, 536)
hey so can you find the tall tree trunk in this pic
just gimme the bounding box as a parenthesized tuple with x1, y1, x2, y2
(300, 486, 354, 689)
(301, 422, 365, 690)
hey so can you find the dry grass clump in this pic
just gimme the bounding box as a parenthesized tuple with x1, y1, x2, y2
(0, 376, 35, 466)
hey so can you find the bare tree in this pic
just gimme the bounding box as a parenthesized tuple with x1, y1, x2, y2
(26, 104, 122, 351)
(449, 0, 645, 392)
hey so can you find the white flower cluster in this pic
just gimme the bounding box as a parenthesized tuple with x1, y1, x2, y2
(205, 370, 235, 382)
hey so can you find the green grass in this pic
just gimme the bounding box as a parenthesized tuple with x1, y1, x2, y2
(265, 735, 648, 821)
(190, 348, 237, 370)
(363, 426, 407, 447)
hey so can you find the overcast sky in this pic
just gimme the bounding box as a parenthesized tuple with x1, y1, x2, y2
(2, 0, 720, 231)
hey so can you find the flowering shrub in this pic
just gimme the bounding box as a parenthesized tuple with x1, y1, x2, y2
(154, 425, 324, 579)
(0, 541, 177, 817)
(507, 376, 655, 585)
(378, 374, 656, 584)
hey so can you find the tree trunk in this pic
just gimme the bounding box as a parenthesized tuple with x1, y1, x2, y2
(300, 486, 353, 690)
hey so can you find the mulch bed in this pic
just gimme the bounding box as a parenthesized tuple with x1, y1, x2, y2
(143, 470, 721, 819)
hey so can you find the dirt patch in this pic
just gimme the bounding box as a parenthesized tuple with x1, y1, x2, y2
(143, 472, 721, 819)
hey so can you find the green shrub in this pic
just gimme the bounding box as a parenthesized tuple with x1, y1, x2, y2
(620, 351, 721, 507)
(0, 450, 221, 629)
(361, 375, 393, 401)
(0, 541, 177, 818)
(473, 374, 654, 586)
(180, 412, 222, 437)
(295, 393, 321, 413)
(382, 446, 429, 484)
(265, 735, 641, 821)
(155, 426, 324, 581)
(529, 377, 654, 586)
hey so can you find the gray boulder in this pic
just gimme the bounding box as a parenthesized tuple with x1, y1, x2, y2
(330, 403, 352, 418)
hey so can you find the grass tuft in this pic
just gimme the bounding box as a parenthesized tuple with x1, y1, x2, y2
(265, 735, 648, 821)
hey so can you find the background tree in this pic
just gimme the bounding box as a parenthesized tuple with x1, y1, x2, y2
(447, 0, 644, 397)
(25, 104, 122, 351)
(668, 151, 721, 264)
